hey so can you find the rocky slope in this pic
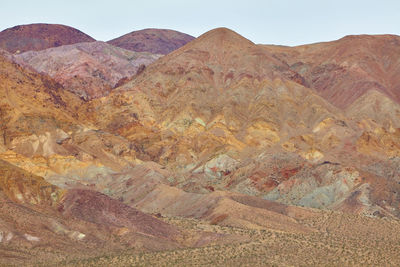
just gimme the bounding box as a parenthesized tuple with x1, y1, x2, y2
(108, 28, 195, 54)
(262, 34, 400, 108)
(0, 23, 95, 53)
(0, 52, 83, 145)
(14, 41, 161, 100)
(0, 159, 199, 265)
(89, 28, 340, 162)
(0, 52, 141, 182)
(0, 154, 245, 265)
(77, 28, 400, 219)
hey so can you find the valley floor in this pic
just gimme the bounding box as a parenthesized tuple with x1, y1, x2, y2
(58, 213, 400, 267)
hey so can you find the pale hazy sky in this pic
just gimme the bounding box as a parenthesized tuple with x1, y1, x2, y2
(0, 0, 399, 46)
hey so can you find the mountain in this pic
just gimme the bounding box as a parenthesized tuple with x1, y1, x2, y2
(89, 28, 342, 166)
(0, 69, 234, 263)
(2, 26, 400, 225)
(0, 23, 95, 53)
(107, 28, 195, 54)
(80, 28, 400, 220)
(14, 41, 162, 100)
(1, 26, 400, 265)
(261, 34, 400, 108)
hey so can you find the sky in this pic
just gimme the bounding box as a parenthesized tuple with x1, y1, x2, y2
(0, 0, 399, 46)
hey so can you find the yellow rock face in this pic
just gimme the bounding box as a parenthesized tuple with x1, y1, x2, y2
(301, 149, 324, 161)
(0, 159, 65, 205)
(0, 150, 100, 178)
(357, 128, 400, 157)
(0, 150, 53, 177)
(313, 118, 336, 133)
(245, 121, 280, 147)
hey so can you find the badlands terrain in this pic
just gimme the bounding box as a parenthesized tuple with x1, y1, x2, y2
(0, 23, 400, 266)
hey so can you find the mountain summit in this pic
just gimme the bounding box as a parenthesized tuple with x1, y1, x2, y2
(0, 23, 95, 53)
(107, 28, 195, 54)
(192, 27, 255, 48)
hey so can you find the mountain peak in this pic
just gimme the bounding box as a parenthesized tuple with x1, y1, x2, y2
(166, 27, 255, 58)
(0, 23, 95, 53)
(196, 27, 254, 46)
(107, 28, 195, 54)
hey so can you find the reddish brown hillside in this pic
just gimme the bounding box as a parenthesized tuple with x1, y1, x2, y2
(0, 23, 95, 53)
(108, 28, 195, 54)
(262, 34, 400, 108)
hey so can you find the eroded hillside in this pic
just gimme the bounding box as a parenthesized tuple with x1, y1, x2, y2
(1, 27, 400, 266)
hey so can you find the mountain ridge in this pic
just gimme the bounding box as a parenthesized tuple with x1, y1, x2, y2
(261, 33, 400, 108)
